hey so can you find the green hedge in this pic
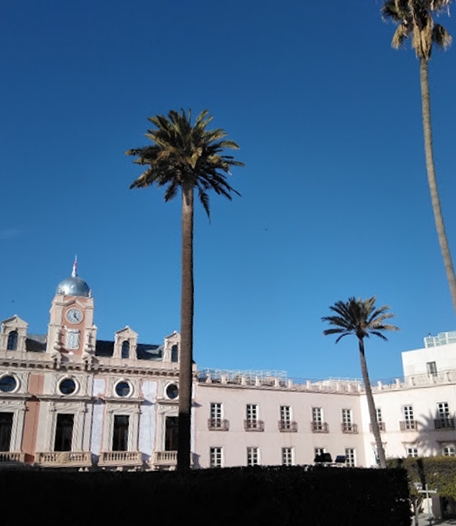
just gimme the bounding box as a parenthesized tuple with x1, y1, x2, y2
(388, 456, 456, 500)
(0, 466, 410, 526)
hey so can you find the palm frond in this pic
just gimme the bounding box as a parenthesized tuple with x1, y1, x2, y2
(433, 23, 452, 48)
(127, 109, 243, 215)
(323, 296, 399, 344)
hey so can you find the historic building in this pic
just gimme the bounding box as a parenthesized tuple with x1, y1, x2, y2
(0, 262, 184, 470)
(0, 265, 455, 470)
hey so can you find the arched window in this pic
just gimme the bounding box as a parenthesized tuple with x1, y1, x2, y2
(171, 344, 178, 363)
(121, 340, 130, 359)
(7, 331, 18, 351)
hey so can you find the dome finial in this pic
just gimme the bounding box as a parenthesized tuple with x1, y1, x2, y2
(72, 255, 78, 278)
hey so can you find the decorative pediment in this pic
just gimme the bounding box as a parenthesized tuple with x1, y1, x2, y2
(1, 315, 28, 330)
(163, 331, 180, 363)
(114, 326, 138, 360)
(0, 315, 28, 352)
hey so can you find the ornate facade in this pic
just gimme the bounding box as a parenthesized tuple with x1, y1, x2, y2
(0, 263, 184, 470)
(0, 264, 455, 470)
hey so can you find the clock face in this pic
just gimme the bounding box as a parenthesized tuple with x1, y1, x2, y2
(66, 308, 83, 324)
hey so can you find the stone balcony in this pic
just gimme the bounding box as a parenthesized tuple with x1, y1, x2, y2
(35, 451, 92, 467)
(151, 451, 177, 470)
(98, 451, 142, 467)
(0, 452, 26, 466)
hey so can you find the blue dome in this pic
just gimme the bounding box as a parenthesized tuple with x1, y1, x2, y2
(56, 276, 91, 297)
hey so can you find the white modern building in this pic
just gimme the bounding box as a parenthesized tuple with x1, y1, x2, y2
(0, 266, 455, 470)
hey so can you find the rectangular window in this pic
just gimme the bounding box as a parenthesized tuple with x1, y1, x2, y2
(210, 447, 223, 467)
(54, 413, 74, 452)
(112, 415, 129, 452)
(342, 409, 352, 425)
(245, 404, 263, 430)
(312, 407, 322, 423)
(211, 403, 222, 420)
(312, 407, 327, 432)
(246, 404, 258, 422)
(345, 448, 356, 467)
(427, 361, 438, 376)
(342, 408, 357, 432)
(407, 447, 418, 458)
(247, 446, 259, 466)
(314, 447, 325, 458)
(0, 413, 13, 452)
(443, 445, 455, 457)
(171, 344, 179, 363)
(282, 447, 293, 466)
(401, 405, 417, 430)
(165, 416, 178, 451)
(280, 406, 291, 424)
(437, 402, 450, 419)
(404, 405, 414, 422)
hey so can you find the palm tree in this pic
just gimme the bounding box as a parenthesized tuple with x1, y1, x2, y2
(126, 109, 243, 470)
(381, 0, 456, 316)
(322, 297, 399, 468)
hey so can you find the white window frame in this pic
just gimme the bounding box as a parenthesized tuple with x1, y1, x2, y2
(443, 445, 455, 457)
(247, 446, 259, 466)
(210, 447, 223, 467)
(406, 447, 418, 458)
(427, 361, 438, 376)
(246, 404, 258, 423)
(280, 406, 291, 424)
(210, 403, 222, 420)
(282, 447, 293, 466)
(345, 448, 356, 467)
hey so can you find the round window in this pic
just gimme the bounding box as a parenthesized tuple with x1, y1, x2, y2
(59, 378, 76, 395)
(166, 383, 179, 399)
(0, 375, 17, 393)
(115, 381, 131, 397)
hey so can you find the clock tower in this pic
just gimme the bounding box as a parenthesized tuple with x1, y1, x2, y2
(47, 259, 97, 358)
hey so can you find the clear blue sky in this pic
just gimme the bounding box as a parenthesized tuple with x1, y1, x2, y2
(1, 0, 455, 382)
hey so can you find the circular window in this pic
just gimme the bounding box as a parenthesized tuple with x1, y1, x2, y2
(0, 375, 17, 393)
(115, 381, 131, 397)
(166, 383, 179, 399)
(59, 378, 76, 395)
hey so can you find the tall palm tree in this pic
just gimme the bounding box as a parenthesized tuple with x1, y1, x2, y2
(381, 0, 456, 315)
(126, 109, 243, 470)
(322, 297, 399, 468)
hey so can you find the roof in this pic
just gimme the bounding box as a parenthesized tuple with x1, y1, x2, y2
(23, 334, 163, 361)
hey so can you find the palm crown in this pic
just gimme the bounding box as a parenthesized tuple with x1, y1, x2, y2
(126, 109, 244, 218)
(322, 297, 399, 342)
(381, 0, 452, 59)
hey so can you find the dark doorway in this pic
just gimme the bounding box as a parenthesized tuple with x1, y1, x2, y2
(165, 416, 178, 451)
(54, 414, 74, 452)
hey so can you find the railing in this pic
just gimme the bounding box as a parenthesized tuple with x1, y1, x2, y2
(369, 422, 386, 433)
(434, 418, 455, 430)
(152, 451, 178, 468)
(278, 420, 297, 432)
(207, 418, 229, 431)
(400, 420, 418, 431)
(35, 451, 91, 466)
(0, 452, 25, 464)
(98, 451, 142, 466)
(244, 419, 265, 431)
(341, 423, 358, 434)
(311, 422, 329, 433)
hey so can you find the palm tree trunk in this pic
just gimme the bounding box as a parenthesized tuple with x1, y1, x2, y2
(177, 183, 194, 471)
(420, 57, 456, 315)
(358, 337, 386, 468)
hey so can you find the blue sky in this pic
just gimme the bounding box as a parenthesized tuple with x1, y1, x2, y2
(1, 0, 456, 382)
